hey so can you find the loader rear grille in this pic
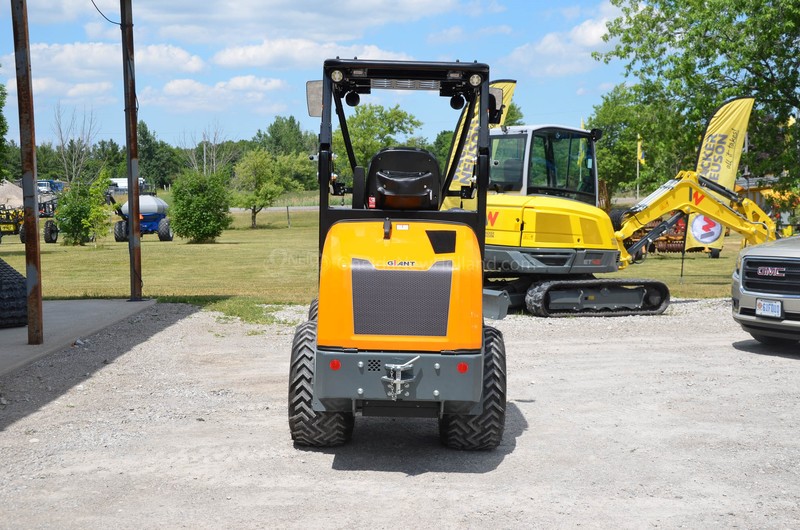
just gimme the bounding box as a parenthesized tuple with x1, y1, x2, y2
(351, 259, 452, 336)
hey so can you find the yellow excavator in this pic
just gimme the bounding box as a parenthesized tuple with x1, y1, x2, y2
(483, 124, 776, 316)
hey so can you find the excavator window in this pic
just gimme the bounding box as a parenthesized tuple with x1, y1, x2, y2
(529, 129, 596, 206)
(489, 134, 526, 191)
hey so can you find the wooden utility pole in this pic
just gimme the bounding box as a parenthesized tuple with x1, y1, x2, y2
(11, 0, 43, 344)
(120, 0, 143, 300)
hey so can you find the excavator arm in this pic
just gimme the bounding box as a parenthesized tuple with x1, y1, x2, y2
(614, 170, 777, 267)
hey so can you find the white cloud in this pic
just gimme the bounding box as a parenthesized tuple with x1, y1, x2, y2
(212, 39, 411, 69)
(67, 82, 113, 98)
(428, 27, 466, 45)
(501, 4, 621, 78)
(84, 21, 122, 41)
(134, 0, 459, 45)
(142, 75, 288, 113)
(138, 45, 205, 74)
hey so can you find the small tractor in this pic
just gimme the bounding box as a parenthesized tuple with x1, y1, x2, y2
(0, 205, 24, 245)
(111, 194, 173, 242)
(288, 58, 509, 450)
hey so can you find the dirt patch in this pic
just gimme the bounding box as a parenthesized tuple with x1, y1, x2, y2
(1, 299, 799, 528)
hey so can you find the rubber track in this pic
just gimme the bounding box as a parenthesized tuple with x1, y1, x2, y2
(525, 278, 670, 317)
(287, 321, 354, 447)
(0, 258, 27, 328)
(439, 326, 507, 450)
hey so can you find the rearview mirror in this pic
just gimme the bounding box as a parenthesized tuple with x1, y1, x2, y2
(488, 87, 504, 124)
(306, 80, 323, 117)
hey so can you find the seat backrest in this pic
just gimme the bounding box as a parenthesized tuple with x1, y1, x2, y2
(365, 147, 442, 210)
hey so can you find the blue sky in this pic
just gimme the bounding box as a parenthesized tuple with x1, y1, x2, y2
(0, 1, 626, 148)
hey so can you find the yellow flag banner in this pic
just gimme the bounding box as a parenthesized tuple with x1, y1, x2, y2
(442, 80, 516, 210)
(685, 97, 755, 251)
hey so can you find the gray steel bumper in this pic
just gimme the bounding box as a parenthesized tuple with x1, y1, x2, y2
(312, 350, 483, 411)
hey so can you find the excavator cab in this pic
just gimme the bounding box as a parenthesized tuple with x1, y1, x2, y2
(289, 59, 508, 450)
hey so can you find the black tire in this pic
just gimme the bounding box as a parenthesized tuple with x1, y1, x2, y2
(0, 258, 27, 328)
(439, 326, 507, 450)
(608, 208, 629, 231)
(114, 220, 128, 242)
(750, 333, 799, 347)
(43, 220, 59, 244)
(308, 298, 319, 321)
(709, 248, 721, 259)
(157, 218, 173, 241)
(18, 224, 25, 244)
(288, 321, 354, 447)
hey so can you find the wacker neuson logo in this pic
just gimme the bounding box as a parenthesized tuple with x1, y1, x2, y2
(757, 266, 786, 277)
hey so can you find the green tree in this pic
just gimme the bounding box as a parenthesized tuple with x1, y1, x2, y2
(332, 103, 422, 178)
(598, 0, 800, 186)
(170, 169, 232, 243)
(231, 149, 302, 228)
(431, 130, 454, 174)
(55, 173, 113, 245)
(138, 121, 183, 190)
(255, 116, 306, 155)
(504, 101, 524, 126)
(587, 84, 693, 196)
(35, 142, 64, 181)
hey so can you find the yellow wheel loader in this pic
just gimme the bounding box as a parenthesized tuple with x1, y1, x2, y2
(289, 59, 509, 449)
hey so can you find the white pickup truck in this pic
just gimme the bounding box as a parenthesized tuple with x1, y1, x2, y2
(731, 236, 800, 346)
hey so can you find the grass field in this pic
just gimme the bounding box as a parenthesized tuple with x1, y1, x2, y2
(0, 208, 742, 322)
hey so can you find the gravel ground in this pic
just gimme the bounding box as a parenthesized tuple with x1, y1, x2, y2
(1, 298, 799, 529)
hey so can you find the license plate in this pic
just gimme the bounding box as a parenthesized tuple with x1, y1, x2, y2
(756, 298, 782, 318)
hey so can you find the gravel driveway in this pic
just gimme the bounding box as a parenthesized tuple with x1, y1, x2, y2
(1, 299, 799, 528)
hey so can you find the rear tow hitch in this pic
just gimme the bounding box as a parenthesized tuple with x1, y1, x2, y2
(381, 356, 420, 400)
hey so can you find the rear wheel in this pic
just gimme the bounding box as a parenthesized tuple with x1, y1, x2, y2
(750, 333, 799, 347)
(288, 321, 354, 446)
(43, 220, 59, 244)
(439, 326, 507, 450)
(114, 220, 128, 242)
(157, 218, 173, 241)
(0, 258, 27, 328)
(308, 298, 319, 321)
(18, 224, 26, 244)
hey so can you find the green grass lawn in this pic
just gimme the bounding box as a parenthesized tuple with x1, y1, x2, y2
(0, 208, 742, 322)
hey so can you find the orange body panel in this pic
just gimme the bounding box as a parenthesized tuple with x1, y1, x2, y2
(317, 219, 483, 352)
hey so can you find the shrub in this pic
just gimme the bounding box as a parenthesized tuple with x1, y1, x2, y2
(55, 175, 113, 245)
(171, 169, 232, 243)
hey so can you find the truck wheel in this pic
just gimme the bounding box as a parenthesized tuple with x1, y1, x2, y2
(709, 248, 721, 259)
(114, 220, 128, 242)
(439, 326, 507, 450)
(157, 218, 174, 241)
(750, 333, 798, 347)
(44, 220, 59, 244)
(18, 225, 25, 244)
(288, 321, 354, 446)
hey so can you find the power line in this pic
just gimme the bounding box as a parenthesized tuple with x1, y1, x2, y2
(90, 0, 120, 26)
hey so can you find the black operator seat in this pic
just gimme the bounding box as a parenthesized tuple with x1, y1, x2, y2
(365, 147, 442, 210)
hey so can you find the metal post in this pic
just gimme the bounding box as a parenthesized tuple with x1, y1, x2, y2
(11, 0, 44, 344)
(120, 0, 142, 300)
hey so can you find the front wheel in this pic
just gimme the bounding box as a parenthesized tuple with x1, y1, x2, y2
(750, 333, 799, 347)
(439, 326, 507, 450)
(43, 220, 59, 244)
(288, 321, 354, 447)
(114, 220, 128, 242)
(157, 218, 173, 241)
